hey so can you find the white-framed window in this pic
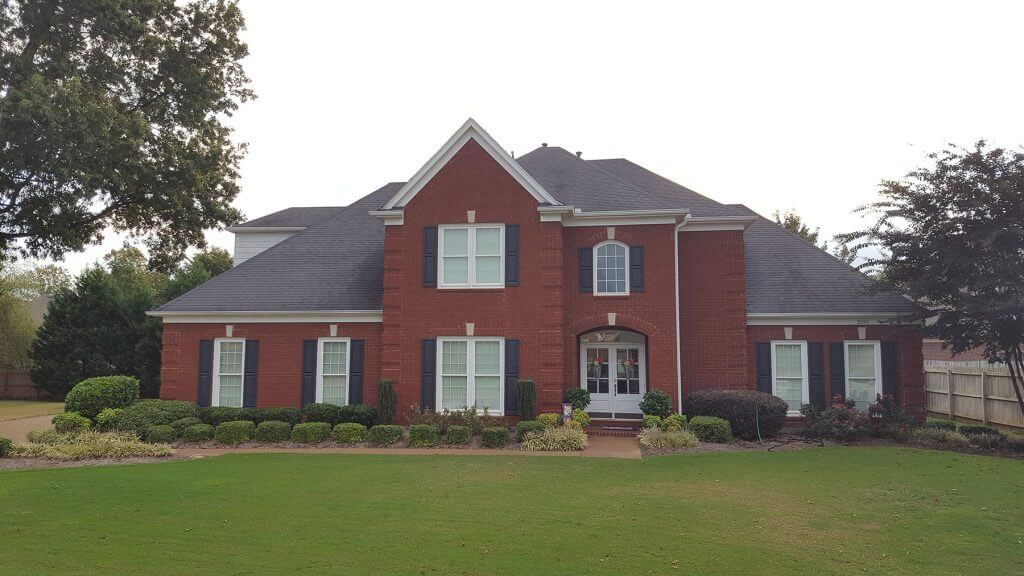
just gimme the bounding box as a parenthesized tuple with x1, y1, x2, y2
(317, 338, 350, 406)
(212, 338, 245, 408)
(437, 337, 504, 413)
(439, 224, 504, 288)
(594, 241, 629, 295)
(771, 341, 808, 415)
(845, 341, 882, 411)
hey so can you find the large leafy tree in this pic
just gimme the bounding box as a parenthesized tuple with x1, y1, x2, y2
(0, 262, 69, 368)
(774, 209, 856, 264)
(0, 0, 251, 271)
(841, 141, 1024, 416)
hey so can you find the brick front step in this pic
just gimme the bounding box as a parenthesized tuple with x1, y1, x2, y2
(586, 420, 643, 437)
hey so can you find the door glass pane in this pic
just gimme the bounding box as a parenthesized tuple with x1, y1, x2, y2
(475, 227, 501, 255)
(616, 348, 640, 395)
(322, 375, 347, 406)
(586, 348, 609, 394)
(475, 256, 500, 284)
(443, 228, 468, 256)
(443, 257, 468, 284)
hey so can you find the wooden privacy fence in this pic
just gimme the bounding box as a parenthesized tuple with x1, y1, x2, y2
(925, 365, 1024, 428)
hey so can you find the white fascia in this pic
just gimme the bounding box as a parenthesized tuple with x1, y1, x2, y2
(746, 313, 924, 326)
(148, 310, 384, 323)
(368, 210, 404, 226)
(542, 207, 689, 227)
(679, 216, 757, 232)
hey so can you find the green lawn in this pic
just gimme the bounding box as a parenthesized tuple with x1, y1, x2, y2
(1, 447, 1021, 575)
(0, 400, 63, 421)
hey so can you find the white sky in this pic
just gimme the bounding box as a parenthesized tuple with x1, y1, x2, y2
(58, 0, 1024, 273)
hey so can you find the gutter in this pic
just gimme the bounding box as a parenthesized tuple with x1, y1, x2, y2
(674, 215, 690, 414)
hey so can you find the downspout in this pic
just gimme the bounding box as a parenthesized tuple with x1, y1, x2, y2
(674, 215, 690, 414)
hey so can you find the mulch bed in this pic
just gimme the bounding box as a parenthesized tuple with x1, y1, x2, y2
(172, 437, 519, 450)
(640, 435, 828, 456)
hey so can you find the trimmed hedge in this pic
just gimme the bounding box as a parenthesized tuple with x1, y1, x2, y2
(198, 407, 254, 426)
(171, 417, 202, 437)
(94, 408, 123, 431)
(536, 413, 561, 428)
(643, 415, 663, 429)
(663, 414, 687, 432)
(338, 404, 378, 427)
(408, 424, 440, 447)
(445, 425, 470, 445)
(333, 423, 368, 443)
(958, 424, 1005, 438)
(114, 400, 196, 435)
(64, 376, 141, 419)
(145, 424, 176, 443)
(291, 422, 331, 444)
(481, 426, 509, 448)
(255, 408, 300, 425)
(0, 437, 12, 458)
(302, 403, 339, 425)
(255, 420, 292, 443)
(689, 416, 733, 443)
(182, 423, 215, 442)
(53, 412, 91, 434)
(571, 409, 590, 428)
(214, 421, 255, 445)
(521, 427, 588, 451)
(515, 420, 546, 442)
(922, 419, 957, 431)
(639, 390, 673, 418)
(369, 425, 403, 446)
(680, 390, 787, 440)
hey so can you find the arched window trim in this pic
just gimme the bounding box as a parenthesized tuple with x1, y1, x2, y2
(593, 240, 630, 296)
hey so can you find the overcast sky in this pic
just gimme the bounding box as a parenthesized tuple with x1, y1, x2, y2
(58, 0, 1024, 273)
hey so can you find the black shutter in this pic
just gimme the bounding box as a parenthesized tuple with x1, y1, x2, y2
(243, 340, 258, 408)
(881, 342, 899, 401)
(197, 340, 213, 407)
(504, 339, 520, 415)
(300, 340, 317, 408)
(808, 342, 825, 409)
(829, 342, 845, 402)
(423, 226, 438, 287)
(578, 247, 593, 293)
(629, 246, 645, 292)
(755, 342, 772, 393)
(421, 339, 436, 411)
(505, 224, 519, 287)
(349, 339, 365, 405)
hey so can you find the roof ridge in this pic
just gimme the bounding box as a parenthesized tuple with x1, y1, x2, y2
(588, 157, 726, 209)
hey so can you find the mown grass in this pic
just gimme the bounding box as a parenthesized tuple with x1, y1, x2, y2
(0, 447, 1021, 575)
(0, 400, 64, 421)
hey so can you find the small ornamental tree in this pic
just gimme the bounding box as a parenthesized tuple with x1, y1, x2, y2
(839, 141, 1024, 417)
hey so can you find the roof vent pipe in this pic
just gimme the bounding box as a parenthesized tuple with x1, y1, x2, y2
(575, 151, 582, 158)
(541, 142, 548, 147)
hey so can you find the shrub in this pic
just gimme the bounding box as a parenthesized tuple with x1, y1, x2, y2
(171, 417, 202, 437)
(114, 400, 196, 435)
(662, 414, 687, 432)
(521, 427, 588, 451)
(958, 424, 1005, 438)
(536, 413, 561, 428)
(515, 420, 546, 442)
(377, 379, 397, 424)
(198, 406, 256, 426)
(52, 412, 91, 434)
(408, 424, 440, 447)
(64, 376, 140, 419)
(182, 423, 215, 442)
(689, 416, 733, 443)
(0, 437, 12, 458)
(563, 419, 584, 431)
(968, 433, 1008, 451)
(571, 409, 590, 429)
(643, 414, 663, 430)
(1006, 438, 1024, 453)
(94, 408, 123, 431)
(922, 419, 957, 431)
(255, 421, 292, 443)
(145, 424, 176, 443)
(27, 428, 63, 444)
(445, 425, 470, 445)
(911, 427, 970, 448)
(291, 422, 331, 444)
(214, 420, 256, 445)
(254, 408, 301, 425)
(302, 403, 341, 425)
(481, 426, 509, 448)
(638, 427, 699, 449)
(516, 379, 537, 421)
(15, 431, 172, 460)
(681, 390, 787, 440)
(369, 425, 403, 446)
(333, 422, 368, 443)
(338, 404, 378, 427)
(639, 390, 672, 418)
(799, 399, 871, 441)
(563, 388, 591, 411)
(868, 394, 915, 439)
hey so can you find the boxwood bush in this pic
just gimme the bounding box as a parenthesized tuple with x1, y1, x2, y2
(182, 423, 215, 442)
(255, 420, 292, 442)
(94, 408, 123, 431)
(114, 400, 196, 435)
(338, 404, 378, 427)
(53, 412, 91, 434)
(145, 424, 176, 443)
(214, 420, 255, 445)
(198, 406, 255, 426)
(481, 426, 509, 448)
(643, 414, 663, 429)
(291, 422, 331, 444)
(368, 424, 403, 446)
(171, 417, 202, 437)
(445, 425, 470, 445)
(333, 422, 368, 443)
(407, 424, 440, 447)
(0, 437, 13, 457)
(639, 390, 673, 418)
(536, 413, 561, 428)
(662, 414, 687, 432)
(302, 403, 340, 425)
(680, 390, 787, 440)
(64, 376, 141, 419)
(255, 408, 300, 425)
(688, 415, 733, 443)
(515, 420, 546, 442)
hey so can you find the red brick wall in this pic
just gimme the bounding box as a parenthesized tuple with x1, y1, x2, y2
(746, 325, 925, 411)
(160, 323, 382, 408)
(678, 230, 749, 395)
(923, 340, 989, 362)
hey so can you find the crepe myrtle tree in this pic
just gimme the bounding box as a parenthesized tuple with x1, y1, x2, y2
(838, 141, 1024, 417)
(0, 0, 253, 271)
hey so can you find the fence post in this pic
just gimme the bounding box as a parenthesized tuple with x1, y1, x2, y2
(947, 369, 954, 419)
(980, 370, 988, 425)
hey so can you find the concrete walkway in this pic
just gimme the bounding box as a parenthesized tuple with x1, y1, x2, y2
(0, 415, 53, 443)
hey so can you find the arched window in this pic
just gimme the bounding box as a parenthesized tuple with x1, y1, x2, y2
(594, 241, 629, 295)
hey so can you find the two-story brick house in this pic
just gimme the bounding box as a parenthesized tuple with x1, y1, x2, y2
(152, 119, 925, 421)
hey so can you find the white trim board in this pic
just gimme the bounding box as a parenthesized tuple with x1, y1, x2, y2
(381, 118, 560, 210)
(679, 216, 757, 232)
(150, 310, 384, 323)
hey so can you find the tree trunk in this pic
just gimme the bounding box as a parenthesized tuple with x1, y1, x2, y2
(1006, 347, 1024, 420)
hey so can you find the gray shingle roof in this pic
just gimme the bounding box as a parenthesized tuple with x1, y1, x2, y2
(158, 146, 916, 316)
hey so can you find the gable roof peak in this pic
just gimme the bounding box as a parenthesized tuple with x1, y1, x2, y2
(379, 118, 560, 210)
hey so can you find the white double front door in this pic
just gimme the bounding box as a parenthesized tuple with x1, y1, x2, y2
(581, 343, 646, 417)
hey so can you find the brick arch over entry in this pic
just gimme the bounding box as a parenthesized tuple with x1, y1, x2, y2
(567, 314, 663, 339)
